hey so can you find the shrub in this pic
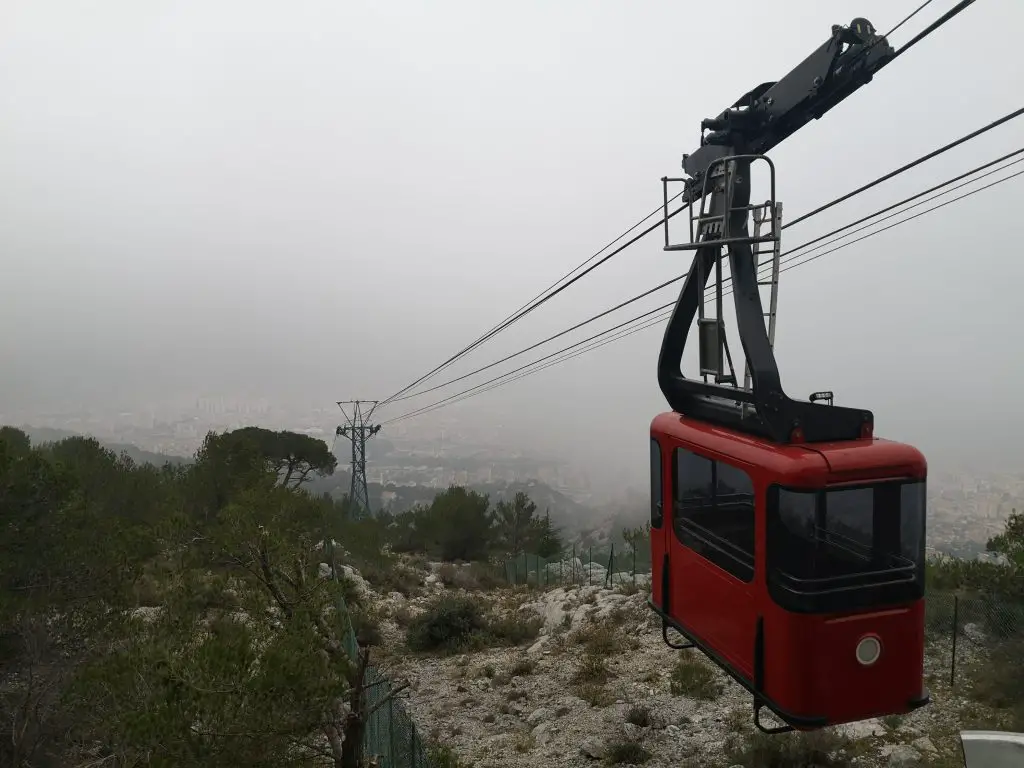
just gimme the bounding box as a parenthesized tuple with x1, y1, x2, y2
(349, 607, 383, 647)
(510, 656, 536, 676)
(426, 742, 465, 768)
(438, 563, 458, 586)
(625, 705, 651, 727)
(968, 637, 1024, 730)
(573, 622, 622, 656)
(575, 682, 613, 707)
(616, 581, 641, 596)
(487, 614, 542, 646)
(606, 740, 652, 764)
(406, 595, 486, 652)
(572, 653, 611, 685)
(724, 730, 854, 767)
(358, 558, 420, 596)
(454, 561, 506, 591)
(669, 654, 721, 700)
(513, 733, 535, 753)
(405, 596, 542, 653)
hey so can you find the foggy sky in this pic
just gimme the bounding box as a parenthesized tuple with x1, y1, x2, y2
(2, 1, 1023, 494)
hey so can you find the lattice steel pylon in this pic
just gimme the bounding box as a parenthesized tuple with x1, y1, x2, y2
(335, 400, 381, 519)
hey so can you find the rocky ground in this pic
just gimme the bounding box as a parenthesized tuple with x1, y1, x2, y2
(346, 558, 1004, 768)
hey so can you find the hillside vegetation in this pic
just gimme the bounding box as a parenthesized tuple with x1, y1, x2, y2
(2, 422, 1023, 767)
(0, 424, 570, 767)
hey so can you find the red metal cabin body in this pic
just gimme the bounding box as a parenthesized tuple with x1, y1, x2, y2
(649, 411, 929, 729)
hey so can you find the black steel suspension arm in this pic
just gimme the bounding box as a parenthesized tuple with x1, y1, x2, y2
(658, 157, 873, 443)
(681, 18, 895, 197)
(657, 17, 897, 443)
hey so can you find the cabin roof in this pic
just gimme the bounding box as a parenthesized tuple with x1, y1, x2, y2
(651, 411, 927, 485)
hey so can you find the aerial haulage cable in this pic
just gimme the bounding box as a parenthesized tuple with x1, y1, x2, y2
(376, 0, 985, 414)
(382, 100, 1024, 409)
(382, 154, 1023, 426)
(376, 192, 689, 408)
(385, 127, 1024, 407)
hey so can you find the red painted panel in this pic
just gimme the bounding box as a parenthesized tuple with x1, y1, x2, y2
(651, 410, 928, 726)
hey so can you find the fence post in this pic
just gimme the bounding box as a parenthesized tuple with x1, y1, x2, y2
(632, 547, 636, 584)
(388, 697, 395, 768)
(607, 543, 615, 588)
(950, 594, 960, 691)
(572, 544, 576, 583)
(589, 546, 593, 585)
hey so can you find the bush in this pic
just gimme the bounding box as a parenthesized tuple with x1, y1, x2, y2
(406, 595, 486, 653)
(572, 653, 611, 685)
(487, 614, 542, 646)
(724, 729, 854, 767)
(358, 558, 420, 596)
(438, 563, 458, 586)
(510, 656, 536, 676)
(575, 682, 613, 708)
(969, 637, 1024, 730)
(606, 740, 652, 764)
(453, 561, 506, 591)
(426, 742, 465, 768)
(572, 622, 622, 656)
(669, 654, 721, 700)
(406, 596, 542, 653)
(349, 608, 383, 647)
(625, 705, 651, 727)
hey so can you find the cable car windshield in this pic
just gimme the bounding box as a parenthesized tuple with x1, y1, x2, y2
(766, 480, 926, 613)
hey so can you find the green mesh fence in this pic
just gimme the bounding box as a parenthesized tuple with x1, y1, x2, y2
(327, 543, 432, 768)
(502, 543, 652, 588)
(925, 590, 1024, 696)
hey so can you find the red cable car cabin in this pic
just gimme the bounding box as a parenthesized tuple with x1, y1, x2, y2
(647, 29, 930, 731)
(649, 414, 929, 731)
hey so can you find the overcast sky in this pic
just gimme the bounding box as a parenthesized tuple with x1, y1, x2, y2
(2, 0, 1023, 492)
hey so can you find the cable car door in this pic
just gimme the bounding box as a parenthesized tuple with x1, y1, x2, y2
(650, 437, 668, 609)
(670, 448, 757, 679)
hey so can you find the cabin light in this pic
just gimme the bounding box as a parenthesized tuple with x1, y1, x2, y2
(856, 635, 882, 666)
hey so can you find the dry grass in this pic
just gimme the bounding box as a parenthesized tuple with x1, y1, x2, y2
(572, 653, 612, 685)
(668, 653, 722, 700)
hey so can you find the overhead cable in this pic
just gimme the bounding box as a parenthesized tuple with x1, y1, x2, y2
(382, 165, 1023, 425)
(387, 140, 1024, 407)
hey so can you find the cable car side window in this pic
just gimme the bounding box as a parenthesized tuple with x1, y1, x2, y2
(766, 480, 926, 613)
(672, 448, 754, 583)
(650, 438, 663, 529)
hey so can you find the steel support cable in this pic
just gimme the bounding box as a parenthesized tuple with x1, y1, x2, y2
(382, 167, 1024, 425)
(380, 0, 987, 410)
(784, 104, 1021, 231)
(884, 0, 939, 38)
(730, 165, 1024, 301)
(377, 192, 687, 407)
(738, 150, 1024, 291)
(387, 302, 672, 419)
(888, 0, 979, 65)
(386, 146, 1024, 407)
(386, 273, 686, 404)
(384, 309, 673, 425)
(479, 191, 687, 344)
